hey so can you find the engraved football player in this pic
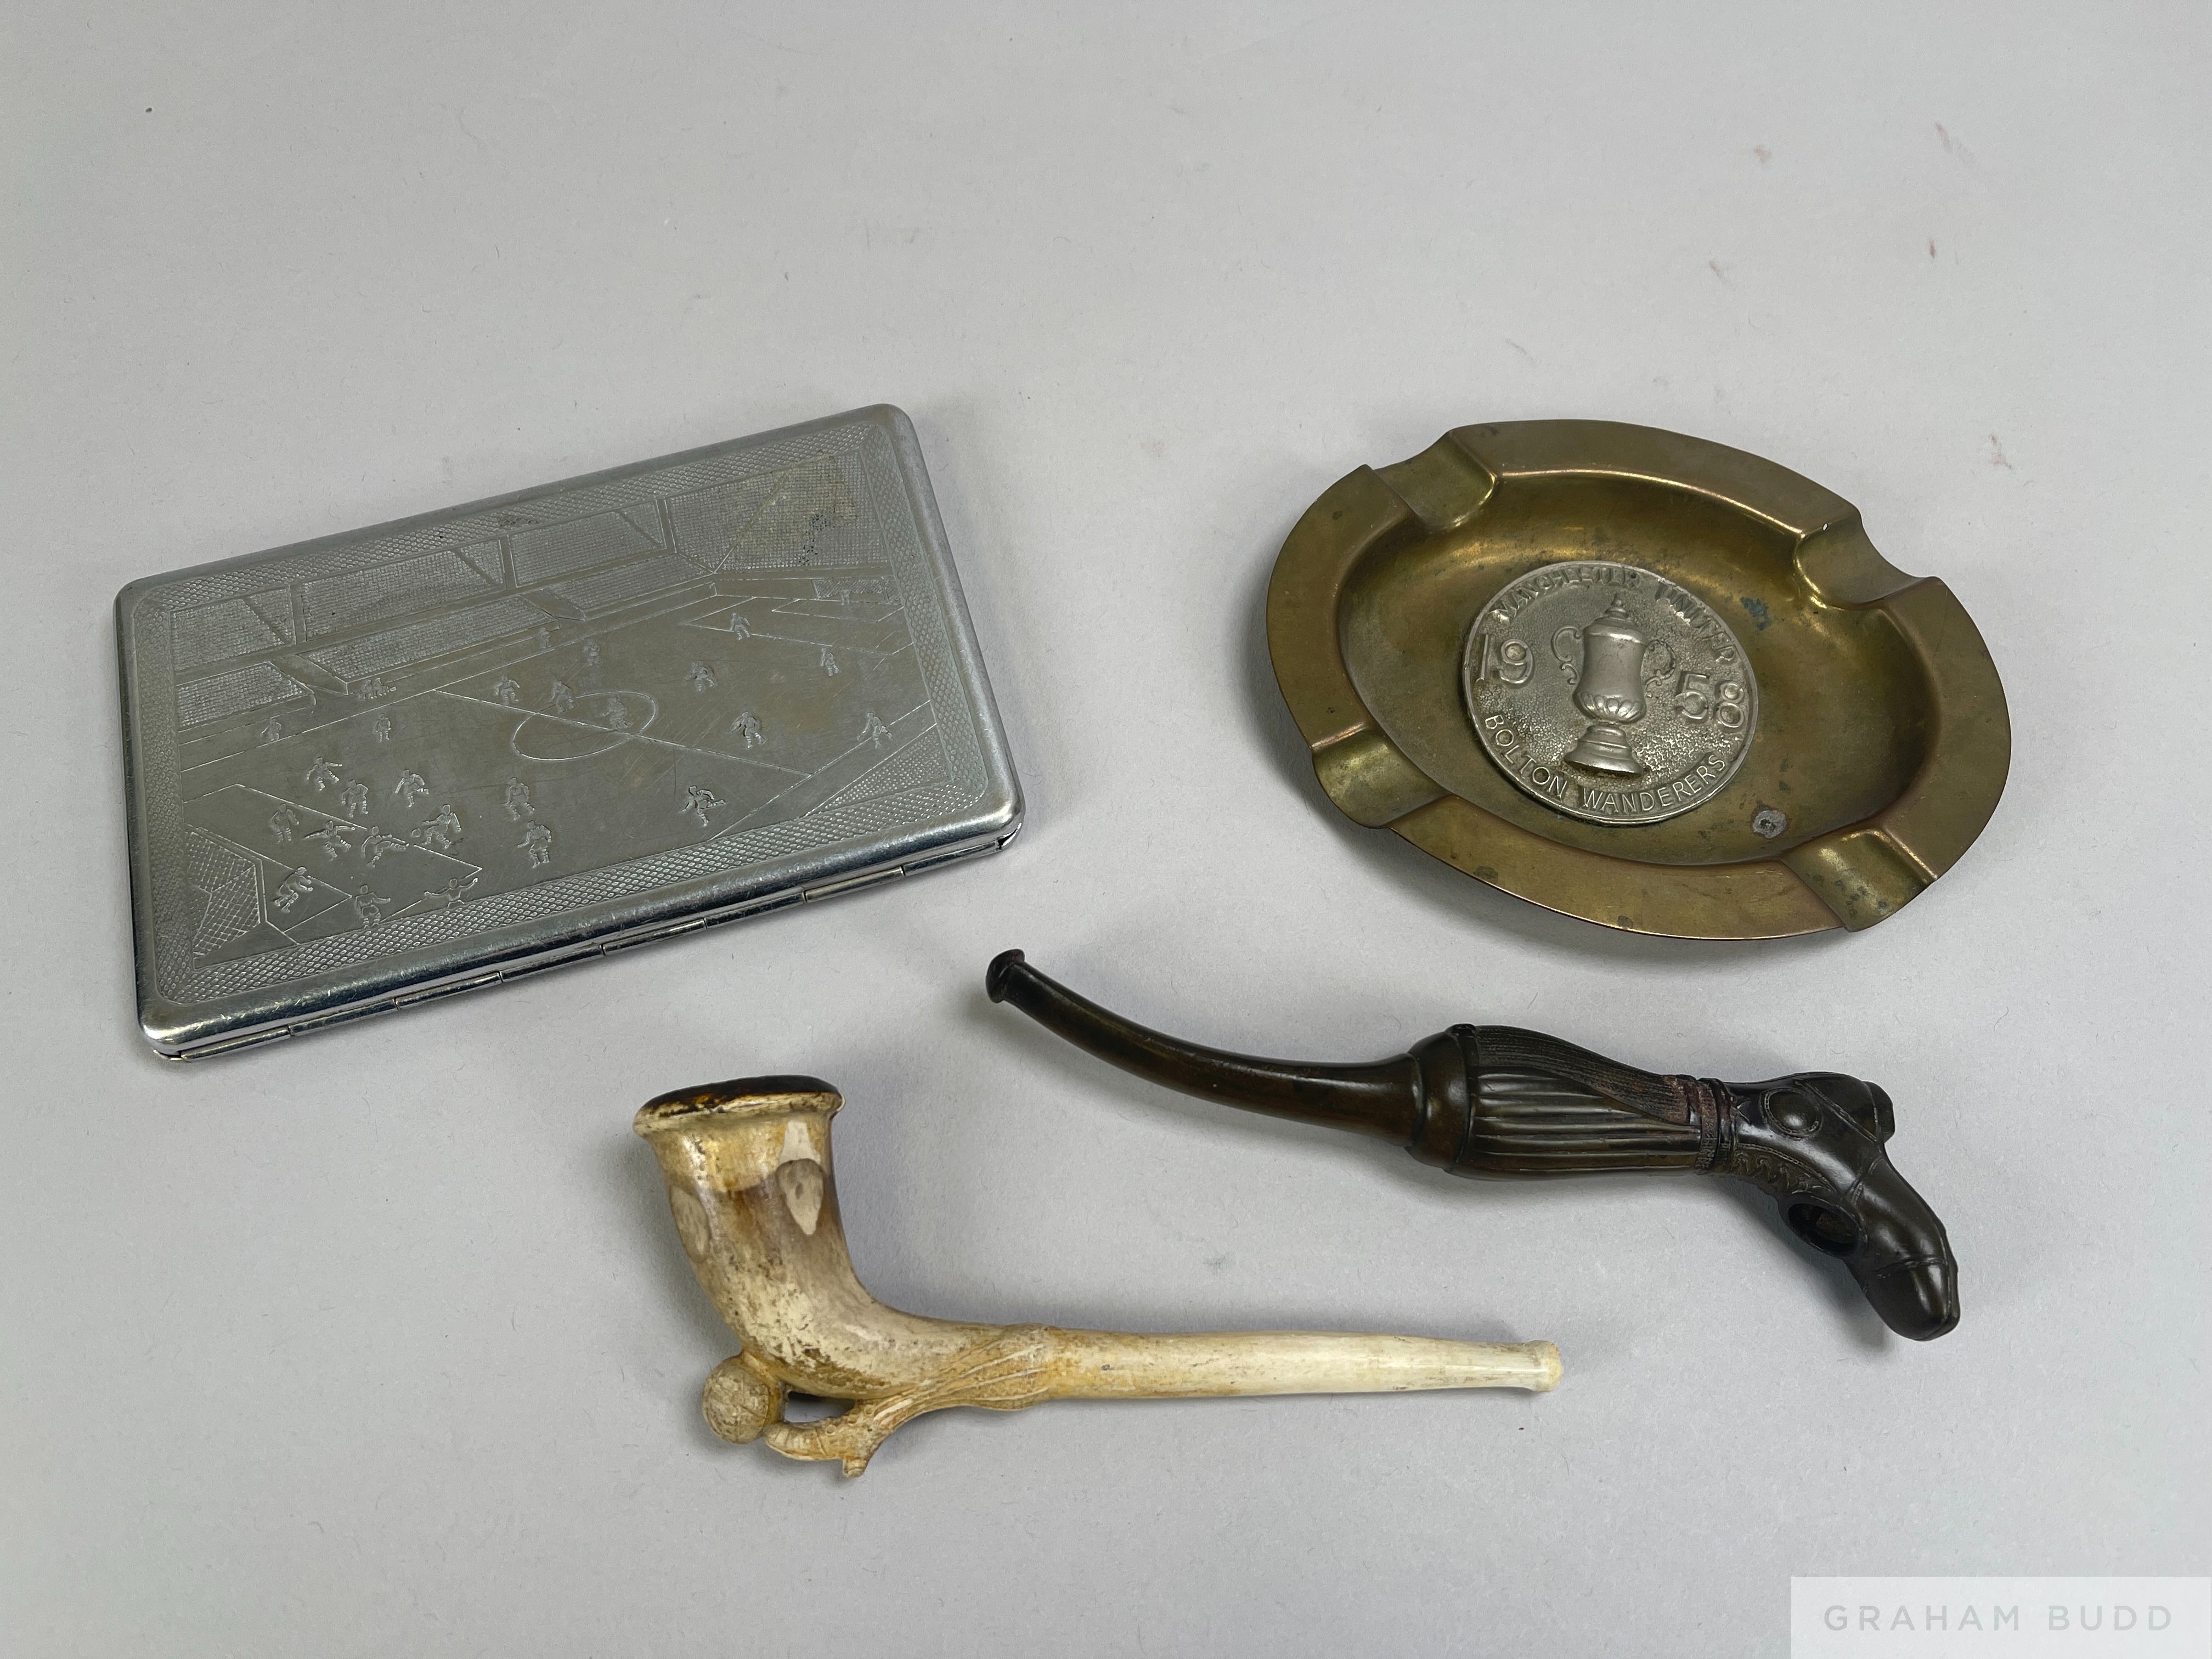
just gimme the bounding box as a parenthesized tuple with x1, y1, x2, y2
(680, 785, 726, 827)
(271, 867, 315, 913)
(422, 873, 479, 908)
(360, 828, 407, 868)
(412, 804, 462, 851)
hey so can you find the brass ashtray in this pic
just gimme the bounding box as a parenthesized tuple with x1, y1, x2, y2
(1266, 421, 2009, 938)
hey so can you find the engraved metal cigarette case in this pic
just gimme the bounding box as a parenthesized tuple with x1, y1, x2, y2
(1267, 421, 2008, 939)
(118, 406, 1022, 1058)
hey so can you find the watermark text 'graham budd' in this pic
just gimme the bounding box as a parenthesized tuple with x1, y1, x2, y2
(1790, 1578, 2210, 1656)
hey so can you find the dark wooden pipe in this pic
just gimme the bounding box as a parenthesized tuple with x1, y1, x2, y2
(987, 950, 1957, 1341)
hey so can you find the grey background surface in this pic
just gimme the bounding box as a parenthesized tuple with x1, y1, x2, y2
(4, 3, 2205, 1654)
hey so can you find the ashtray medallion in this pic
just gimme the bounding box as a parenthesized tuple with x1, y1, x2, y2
(1463, 560, 1758, 826)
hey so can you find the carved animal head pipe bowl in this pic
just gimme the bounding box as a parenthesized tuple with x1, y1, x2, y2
(988, 951, 1958, 1341)
(635, 1075, 1560, 1476)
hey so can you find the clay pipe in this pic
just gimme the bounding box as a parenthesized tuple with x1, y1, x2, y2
(986, 951, 1958, 1341)
(635, 1075, 1560, 1476)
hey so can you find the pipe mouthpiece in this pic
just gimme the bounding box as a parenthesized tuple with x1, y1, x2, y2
(985, 948, 1028, 1004)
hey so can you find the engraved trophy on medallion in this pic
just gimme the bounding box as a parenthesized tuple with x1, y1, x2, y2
(1553, 596, 1660, 777)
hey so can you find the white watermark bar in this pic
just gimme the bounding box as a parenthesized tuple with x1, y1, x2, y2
(1792, 1579, 2211, 1656)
